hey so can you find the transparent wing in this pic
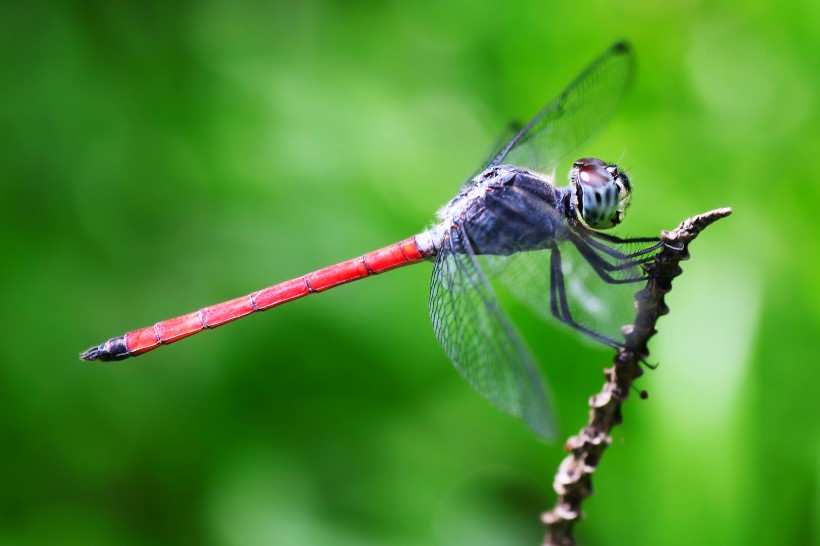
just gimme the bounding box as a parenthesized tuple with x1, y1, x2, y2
(486, 42, 635, 175)
(466, 121, 523, 182)
(429, 226, 555, 438)
(480, 237, 656, 347)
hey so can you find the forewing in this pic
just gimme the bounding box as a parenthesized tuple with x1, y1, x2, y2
(488, 42, 635, 175)
(429, 227, 555, 438)
(465, 121, 523, 182)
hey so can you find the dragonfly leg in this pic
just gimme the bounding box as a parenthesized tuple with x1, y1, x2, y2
(579, 230, 662, 259)
(549, 247, 623, 349)
(588, 230, 685, 254)
(586, 229, 660, 246)
(569, 234, 653, 283)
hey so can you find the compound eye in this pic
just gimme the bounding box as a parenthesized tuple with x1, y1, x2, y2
(578, 164, 612, 188)
(570, 157, 632, 230)
(574, 157, 607, 169)
(575, 164, 629, 229)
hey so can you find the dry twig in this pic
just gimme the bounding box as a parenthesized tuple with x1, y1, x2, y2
(542, 207, 733, 546)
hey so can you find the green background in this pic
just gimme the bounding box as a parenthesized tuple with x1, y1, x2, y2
(2, 0, 817, 544)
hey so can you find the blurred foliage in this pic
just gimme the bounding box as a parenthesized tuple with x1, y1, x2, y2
(1, 0, 817, 545)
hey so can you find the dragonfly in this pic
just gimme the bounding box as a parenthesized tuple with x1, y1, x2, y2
(81, 42, 662, 438)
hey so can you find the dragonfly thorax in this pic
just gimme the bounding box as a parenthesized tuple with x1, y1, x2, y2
(415, 166, 568, 258)
(570, 158, 631, 230)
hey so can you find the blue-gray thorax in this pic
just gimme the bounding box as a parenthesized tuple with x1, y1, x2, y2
(419, 166, 574, 257)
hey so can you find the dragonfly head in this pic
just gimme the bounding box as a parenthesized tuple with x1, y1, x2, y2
(570, 158, 632, 230)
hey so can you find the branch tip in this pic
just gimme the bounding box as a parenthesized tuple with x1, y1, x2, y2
(541, 207, 731, 546)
